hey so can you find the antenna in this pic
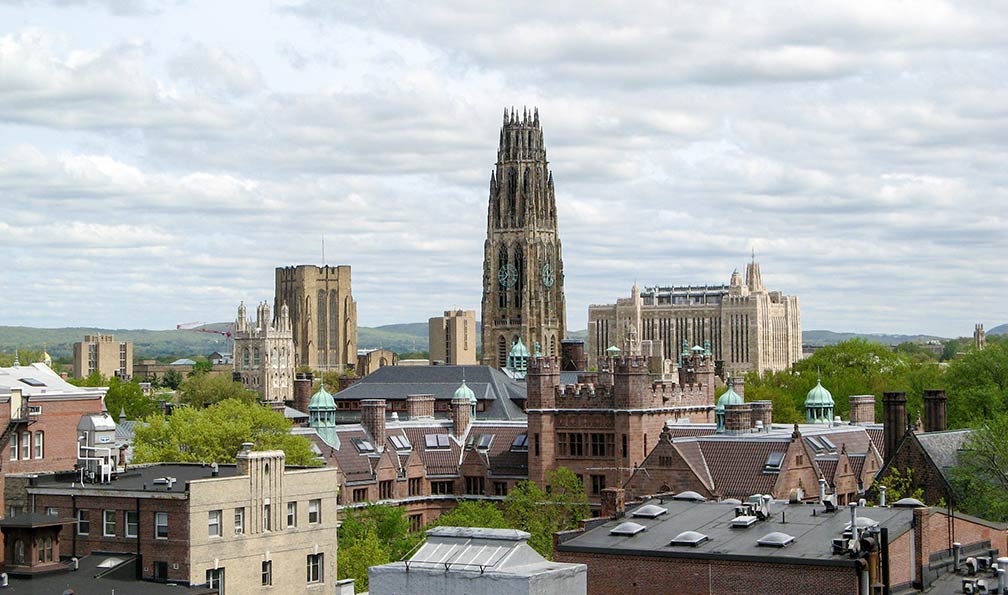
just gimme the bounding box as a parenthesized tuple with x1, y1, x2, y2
(321, 234, 326, 266)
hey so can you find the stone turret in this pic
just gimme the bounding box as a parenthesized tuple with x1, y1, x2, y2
(526, 356, 560, 409)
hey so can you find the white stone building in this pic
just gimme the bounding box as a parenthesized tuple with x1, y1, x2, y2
(233, 301, 295, 402)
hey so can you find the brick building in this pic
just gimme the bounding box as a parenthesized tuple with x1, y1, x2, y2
(26, 446, 339, 594)
(526, 353, 715, 505)
(555, 496, 1008, 594)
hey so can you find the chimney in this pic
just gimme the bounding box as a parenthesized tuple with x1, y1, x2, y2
(882, 392, 907, 464)
(450, 396, 470, 437)
(750, 400, 773, 431)
(922, 389, 947, 433)
(848, 395, 876, 425)
(406, 394, 435, 419)
(913, 506, 930, 590)
(730, 377, 745, 400)
(361, 399, 387, 446)
(600, 487, 625, 519)
(294, 372, 313, 414)
(723, 403, 752, 434)
(526, 355, 560, 409)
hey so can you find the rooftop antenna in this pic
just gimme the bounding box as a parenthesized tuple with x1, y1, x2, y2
(321, 233, 326, 266)
(751, 247, 755, 265)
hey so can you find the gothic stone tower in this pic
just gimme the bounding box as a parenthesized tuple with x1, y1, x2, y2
(481, 107, 567, 367)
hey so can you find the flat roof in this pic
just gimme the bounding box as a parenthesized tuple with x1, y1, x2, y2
(29, 463, 242, 494)
(557, 499, 914, 566)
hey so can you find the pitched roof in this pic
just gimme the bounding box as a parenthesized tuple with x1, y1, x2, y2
(916, 429, 972, 478)
(694, 437, 790, 498)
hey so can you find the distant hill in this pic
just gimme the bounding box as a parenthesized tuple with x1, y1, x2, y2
(988, 323, 1008, 336)
(801, 330, 947, 346)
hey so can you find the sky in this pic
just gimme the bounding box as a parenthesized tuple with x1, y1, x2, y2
(0, 0, 1005, 337)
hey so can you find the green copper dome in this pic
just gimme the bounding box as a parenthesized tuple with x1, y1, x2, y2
(510, 338, 530, 358)
(606, 345, 622, 355)
(454, 380, 477, 404)
(804, 380, 834, 407)
(308, 385, 336, 410)
(716, 385, 744, 411)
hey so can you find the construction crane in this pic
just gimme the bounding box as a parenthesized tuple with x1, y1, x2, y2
(176, 322, 235, 354)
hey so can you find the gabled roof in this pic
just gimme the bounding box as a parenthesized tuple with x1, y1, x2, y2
(696, 438, 790, 498)
(916, 429, 972, 477)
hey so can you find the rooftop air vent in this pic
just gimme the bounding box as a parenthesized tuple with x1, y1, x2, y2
(609, 521, 647, 536)
(632, 504, 667, 519)
(845, 517, 878, 530)
(892, 497, 925, 508)
(757, 531, 795, 547)
(669, 530, 709, 547)
(720, 498, 742, 505)
(731, 515, 759, 528)
(672, 491, 706, 502)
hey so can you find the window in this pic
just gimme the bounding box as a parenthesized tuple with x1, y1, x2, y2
(511, 433, 528, 452)
(389, 435, 411, 451)
(591, 474, 606, 495)
(155, 512, 168, 539)
(262, 560, 272, 586)
(234, 508, 245, 535)
(764, 452, 785, 472)
(379, 480, 394, 500)
(287, 502, 297, 528)
(103, 510, 116, 536)
(622, 434, 628, 458)
(494, 481, 508, 496)
(589, 433, 614, 458)
(208, 510, 221, 537)
(126, 511, 138, 538)
(308, 499, 321, 524)
(352, 488, 368, 503)
(77, 510, 90, 535)
(409, 514, 423, 533)
(44, 537, 52, 562)
(20, 431, 30, 460)
(34, 431, 43, 459)
(9, 434, 15, 460)
(263, 503, 272, 532)
(307, 553, 324, 583)
(45, 507, 58, 516)
(559, 432, 584, 457)
(430, 480, 454, 495)
(206, 568, 225, 594)
(408, 477, 422, 496)
(424, 434, 451, 449)
(465, 476, 485, 495)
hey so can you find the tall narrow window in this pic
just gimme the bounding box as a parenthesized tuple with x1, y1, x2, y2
(34, 431, 43, 459)
(9, 435, 17, 460)
(287, 502, 297, 528)
(155, 512, 168, 539)
(307, 553, 324, 583)
(308, 499, 321, 524)
(77, 510, 90, 535)
(233, 508, 244, 535)
(21, 432, 30, 460)
(262, 560, 272, 586)
(103, 510, 116, 536)
(208, 510, 221, 537)
(263, 503, 272, 532)
(206, 568, 224, 594)
(126, 511, 138, 538)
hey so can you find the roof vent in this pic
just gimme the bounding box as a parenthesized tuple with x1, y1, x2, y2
(672, 491, 706, 502)
(669, 530, 709, 547)
(609, 521, 647, 536)
(720, 498, 742, 505)
(892, 497, 925, 508)
(757, 531, 795, 547)
(846, 516, 878, 530)
(731, 515, 759, 528)
(632, 504, 667, 519)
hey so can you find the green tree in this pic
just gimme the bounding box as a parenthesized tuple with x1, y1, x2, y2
(943, 341, 1008, 427)
(68, 370, 107, 387)
(103, 377, 159, 420)
(337, 526, 387, 593)
(873, 467, 925, 504)
(161, 369, 184, 390)
(177, 374, 257, 408)
(0, 349, 45, 367)
(948, 413, 1008, 522)
(189, 360, 213, 377)
(132, 399, 320, 466)
(433, 500, 510, 529)
(503, 468, 589, 559)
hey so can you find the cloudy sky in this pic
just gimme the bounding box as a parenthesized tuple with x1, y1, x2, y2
(1, 1, 1004, 336)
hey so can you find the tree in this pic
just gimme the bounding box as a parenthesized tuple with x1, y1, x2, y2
(132, 399, 320, 466)
(189, 360, 213, 377)
(503, 468, 589, 559)
(433, 500, 509, 529)
(943, 341, 1008, 427)
(948, 413, 1008, 522)
(338, 525, 387, 593)
(103, 377, 159, 420)
(873, 466, 925, 504)
(161, 369, 183, 390)
(178, 374, 257, 408)
(337, 504, 424, 592)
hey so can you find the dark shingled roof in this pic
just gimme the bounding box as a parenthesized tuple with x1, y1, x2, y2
(695, 438, 790, 498)
(333, 365, 526, 421)
(916, 429, 972, 479)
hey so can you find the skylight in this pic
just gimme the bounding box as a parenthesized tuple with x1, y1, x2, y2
(609, 521, 647, 536)
(475, 434, 493, 450)
(352, 438, 375, 453)
(18, 377, 45, 387)
(389, 435, 412, 451)
(672, 491, 706, 502)
(819, 436, 836, 450)
(425, 434, 451, 449)
(511, 433, 528, 452)
(669, 530, 709, 547)
(893, 497, 925, 508)
(763, 452, 785, 472)
(730, 515, 758, 528)
(757, 531, 795, 547)
(632, 504, 667, 519)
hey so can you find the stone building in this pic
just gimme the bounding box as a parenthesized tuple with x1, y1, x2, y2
(26, 446, 339, 593)
(72, 334, 133, 379)
(526, 352, 715, 505)
(429, 310, 478, 365)
(587, 259, 801, 377)
(233, 300, 296, 402)
(275, 264, 357, 372)
(975, 323, 986, 350)
(481, 108, 567, 367)
(357, 348, 399, 377)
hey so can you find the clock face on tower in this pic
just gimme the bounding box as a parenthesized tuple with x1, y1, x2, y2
(541, 262, 554, 288)
(498, 263, 519, 288)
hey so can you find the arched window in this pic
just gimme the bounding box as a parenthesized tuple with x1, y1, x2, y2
(253, 348, 261, 368)
(550, 336, 557, 356)
(329, 290, 339, 350)
(13, 539, 24, 564)
(34, 431, 43, 459)
(243, 348, 251, 369)
(514, 245, 524, 310)
(271, 348, 278, 368)
(507, 167, 518, 225)
(498, 245, 509, 309)
(317, 291, 327, 350)
(497, 336, 507, 368)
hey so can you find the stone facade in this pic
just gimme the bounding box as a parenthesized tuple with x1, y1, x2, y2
(233, 301, 296, 402)
(429, 310, 477, 365)
(357, 348, 399, 377)
(587, 260, 801, 377)
(481, 108, 567, 367)
(72, 334, 133, 379)
(275, 265, 357, 372)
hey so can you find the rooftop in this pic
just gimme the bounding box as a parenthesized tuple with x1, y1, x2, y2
(0, 553, 215, 594)
(28, 462, 243, 494)
(0, 363, 106, 399)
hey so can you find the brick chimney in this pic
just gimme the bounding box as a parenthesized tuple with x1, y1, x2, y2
(750, 400, 773, 431)
(293, 372, 313, 413)
(923, 389, 947, 433)
(449, 396, 470, 437)
(730, 376, 745, 399)
(406, 394, 435, 419)
(724, 403, 753, 434)
(882, 392, 907, 464)
(913, 506, 931, 589)
(848, 394, 876, 425)
(360, 399, 387, 446)
(600, 487, 625, 519)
